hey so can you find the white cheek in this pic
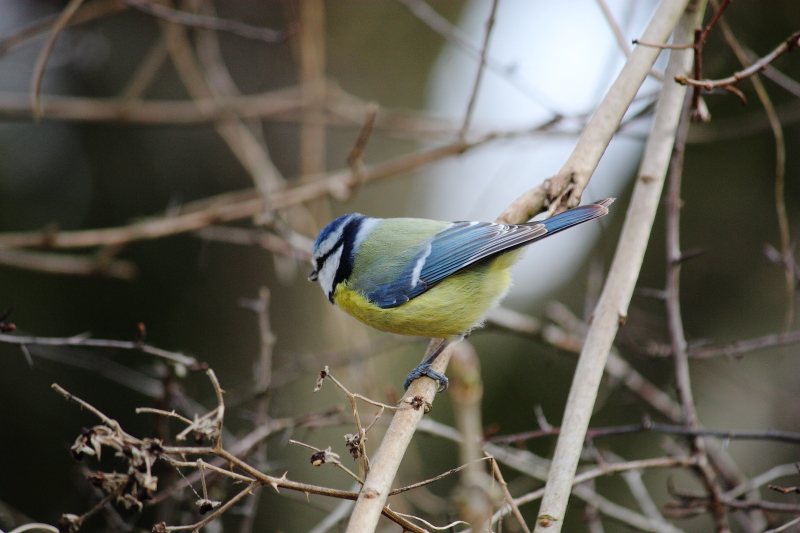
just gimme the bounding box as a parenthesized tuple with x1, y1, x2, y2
(318, 245, 344, 297)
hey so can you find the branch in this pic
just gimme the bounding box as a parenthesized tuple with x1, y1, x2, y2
(122, 0, 285, 42)
(497, 0, 692, 226)
(30, 0, 87, 118)
(0, 135, 495, 251)
(489, 421, 800, 446)
(531, 3, 703, 531)
(417, 418, 685, 533)
(0, 248, 137, 280)
(0, 331, 198, 367)
(459, 0, 499, 138)
(675, 30, 800, 90)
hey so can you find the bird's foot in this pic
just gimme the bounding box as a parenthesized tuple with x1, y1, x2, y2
(403, 363, 448, 393)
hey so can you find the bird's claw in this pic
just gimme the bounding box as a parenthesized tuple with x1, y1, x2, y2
(403, 363, 448, 393)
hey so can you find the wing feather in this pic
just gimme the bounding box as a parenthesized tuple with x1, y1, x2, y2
(364, 200, 612, 308)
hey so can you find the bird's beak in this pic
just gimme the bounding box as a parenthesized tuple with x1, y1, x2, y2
(308, 270, 318, 282)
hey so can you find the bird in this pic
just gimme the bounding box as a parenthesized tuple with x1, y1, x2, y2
(309, 198, 614, 392)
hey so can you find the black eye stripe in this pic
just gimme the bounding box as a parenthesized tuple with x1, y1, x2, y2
(317, 239, 344, 267)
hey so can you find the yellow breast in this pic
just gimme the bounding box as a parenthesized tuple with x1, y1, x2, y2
(333, 251, 519, 339)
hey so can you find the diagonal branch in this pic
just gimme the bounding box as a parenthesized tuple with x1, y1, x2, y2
(531, 3, 703, 531)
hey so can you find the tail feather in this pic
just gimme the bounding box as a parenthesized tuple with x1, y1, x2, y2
(534, 198, 614, 236)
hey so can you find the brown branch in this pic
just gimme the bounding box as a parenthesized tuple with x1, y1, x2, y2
(30, 0, 88, 119)
(0, 0, 127, 58)
(0, 88, 302, 123)
(675, 30, 800, 91)
(394, 0, 561, 113)
(342, 103, 379, 199)
(296, 0, 327, 177)
(2, 332, 198, 367)
(0, 135, 495, 250)
(0, 248, 137, 280)
(688, 330, 800, 358)
(489, 456, 531, 533)
(122, 0, 285, 42)
(55, 377, 424, 533)
(459, 0, 499, 138)
(710, 7, 794, 330)
(487, 456, 695, 532)
(664, 90, 729, 533)
(488, 421, 800, 446)
(598, 0, 664, 80)
(194, 225, 313, 262)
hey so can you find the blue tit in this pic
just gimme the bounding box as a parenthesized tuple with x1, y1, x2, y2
(309, 198, 613, 391)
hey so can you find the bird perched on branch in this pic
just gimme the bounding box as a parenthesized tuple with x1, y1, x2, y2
(309, 198, 614, 392)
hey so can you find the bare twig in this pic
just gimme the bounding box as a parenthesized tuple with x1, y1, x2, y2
(489, 456, 531, 533)
(394, 0, 562, 113)
(0, 0, 126, 57)
(122, 0, 285, 42)
(120, 37, 169, 102)
(30, 0, 88, 118)
(531, 4, 701, 531)
(489, 421, 800, 446)
(0, 248, 137, 280)
(194, 225, 313, 262)
(315, 366, 400, 479)
(709, 5, 794, 330)
(596, 0, 664, 80)
(449, 341, 494, 530)
(496, 0, 691, 225)
(342, 103, 379, 199)
(459, 0, 499, 138)
(765, 516, 800, 533)
(665, 88, 729, 533)
(296, 0, 327, 177)
(675, 30, 800, 91)
(289, 440, 363, 485)
(0, 135, 496, 251)
(0, 332, 198, 367)
(417, 419, 685, 533)
(389, 458, 491, 496)
(55, 377, 425, 533)
(488, 456, 694, 533)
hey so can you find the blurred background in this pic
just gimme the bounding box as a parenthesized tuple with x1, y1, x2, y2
(1, 1, 799, 532)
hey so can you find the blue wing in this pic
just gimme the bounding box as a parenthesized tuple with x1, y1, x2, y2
(365, 200, 612, 308)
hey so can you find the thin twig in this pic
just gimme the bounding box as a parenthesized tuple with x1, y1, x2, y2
(0, 332, 198, 367)
(710, 4, 794, 330)
(496, 0, 691, 225)
(665, 88, 729, 532)
(30, 0, 88, 118)
(289, 440, 363, 485)
(530, 4, 700, 531)
(123, 0, 285, 42)
(417, 419, 685, 533)
(0, 135, 496, 250)
(0, 248, 137, 280)
(596, 0, 664, 80)
(389, 458, 491, 496)
(489, 421, 800, 446)
(765, 516, 800, 533)
(489, 456, 531, 533)
(459, 0, 499, 138)
(394, 0, 563, 113)
(0, 0, 126, 57)
(675, 30, 800, 91)
(487, 456, 693, 533)
(343, 102, 378, 198)
(163, 481, 259, 532)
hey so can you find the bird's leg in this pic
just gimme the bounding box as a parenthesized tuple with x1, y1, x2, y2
(403, 339, 451, 393)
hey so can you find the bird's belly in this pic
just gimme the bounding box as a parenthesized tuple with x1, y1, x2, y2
(333, 254, 516, 339)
